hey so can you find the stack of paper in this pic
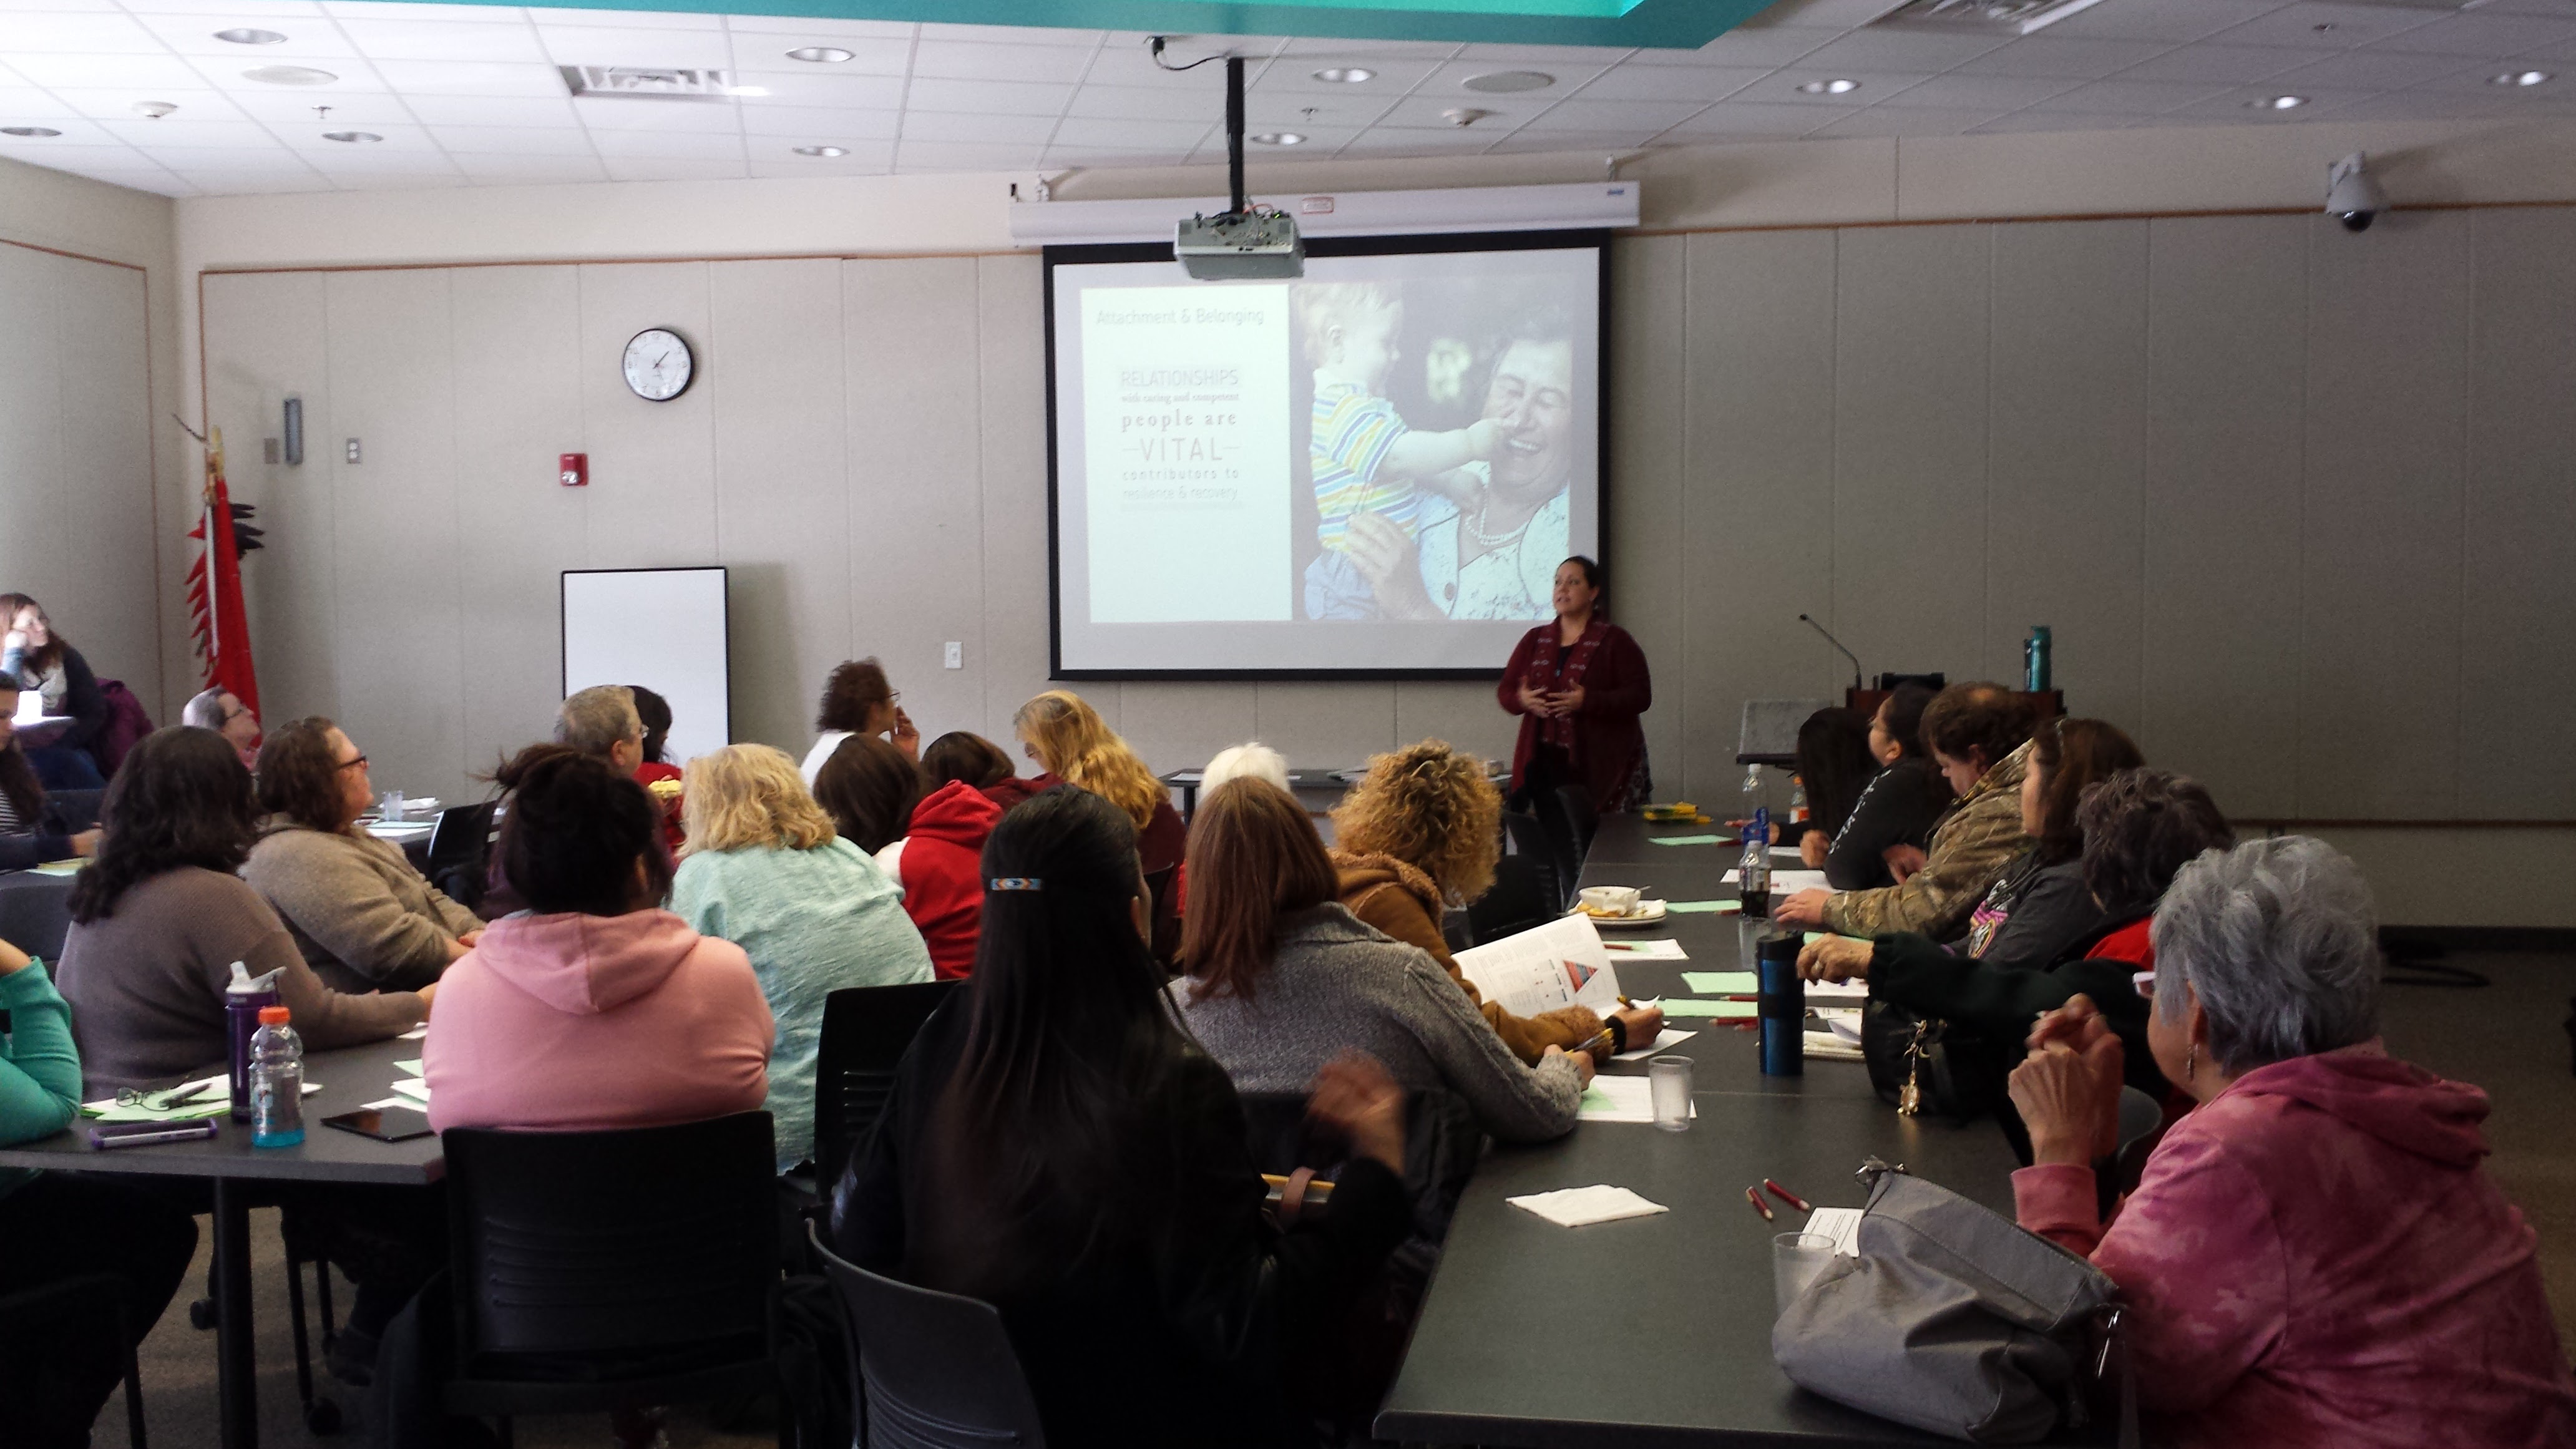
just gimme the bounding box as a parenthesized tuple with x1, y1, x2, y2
(1804, 1205, 1865, 1255)
(1611, 1028, 1697, 1061)
(1663, 900, 1741, 915)
(1506, 1184, 1670, 1227)
(1804, 1031, 1866, 1062)
(1662, 999, 1757, 1019)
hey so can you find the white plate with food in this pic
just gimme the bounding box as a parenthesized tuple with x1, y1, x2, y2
(1571, 899, 1669, 929)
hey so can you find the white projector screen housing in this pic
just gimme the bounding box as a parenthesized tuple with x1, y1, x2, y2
(1046, 230, 1606, 679)
(561, 567, 730, 768)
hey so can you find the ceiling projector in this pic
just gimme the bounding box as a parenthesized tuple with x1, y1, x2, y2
(1176, 208, 1303, 280)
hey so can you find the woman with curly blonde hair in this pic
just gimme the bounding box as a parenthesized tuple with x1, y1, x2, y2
(1010, 690, 1187, 883)
(1332, 740, 1661, 1066)
(670, 743, 931, 1171)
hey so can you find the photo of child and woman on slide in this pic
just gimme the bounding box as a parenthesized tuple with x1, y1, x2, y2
(1292, 276, 1593, 623)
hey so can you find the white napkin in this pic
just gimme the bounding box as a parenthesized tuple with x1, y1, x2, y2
(1506, 1184, 1670, 1228)
(388, 1077, 431, 1104)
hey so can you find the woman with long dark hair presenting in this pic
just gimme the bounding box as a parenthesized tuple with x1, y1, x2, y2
(1496, 556, 1651, 814)
(832, 788, 1412, 1447)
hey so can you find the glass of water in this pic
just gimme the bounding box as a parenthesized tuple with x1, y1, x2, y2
(1773, 1232, 1838, 1315)
(381, 789, 404, 824)
(1647, 1055, 1692, 1131)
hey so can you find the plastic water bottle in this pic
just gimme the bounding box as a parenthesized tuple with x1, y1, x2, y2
(2024, 625, 2052, 692)
(1740, 804, 1772, 919)
(225, 961, 282, 1121)
(248, 1006, 305, 1148)
(1789, 773, 1809, 826)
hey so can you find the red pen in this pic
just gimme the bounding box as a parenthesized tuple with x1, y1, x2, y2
(1744, 1186, 1775, 1222)
(1764, 1179, 1812, 1213)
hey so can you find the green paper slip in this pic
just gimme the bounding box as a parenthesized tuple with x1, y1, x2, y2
(85, 1099, 232, 1123)
(31, 859, 82, 877)
(1647, 834, 1725, 846)
(395, 1059, 424, 1077)
(1662, 899, 1740, 914)
(1662, 999, 1759, 1019)
(1682, 970, 1758, 994)
(1807, 932, 1830, 947)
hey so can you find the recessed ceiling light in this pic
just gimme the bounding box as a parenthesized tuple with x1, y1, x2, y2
(2249, 93, 2307, 109)
(321, 130, 381, 143)
(793, 144, 847, 157)
(1249, 131, 1306, 145)
(1461, 69, 1554, 94)
(1797, 78, 1860, 95)
(1, 125, 62, 137)
(132, 100, 178, 119)
(2491, 69, 2552, 87)
(215, 27, 286, 44)
(786, 46, 854, 63)
(1310, 66, 1375, 84)
(244, 65, 338, 85)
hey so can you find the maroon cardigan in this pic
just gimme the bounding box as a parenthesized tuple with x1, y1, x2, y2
(1498, 620, 1652, 814)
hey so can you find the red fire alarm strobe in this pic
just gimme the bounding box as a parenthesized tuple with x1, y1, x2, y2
(560, 453, 587, 487)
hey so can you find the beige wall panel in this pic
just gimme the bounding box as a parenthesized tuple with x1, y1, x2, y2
(451, 266, 588, 775)
(1832, 225, 1992, 686)
(577, 262, 718, 572)
(1680, 228, 1840, 807)
(975, 255, 1058, 746)
(2140, 215, 2306, 818)
(2460, 208, 2576, 820)
(1608, 233, 1688, 800)
(45, 254, 161, 711)
(712, 258, 850, 757)
(322, 269, 467, 802)
(1984, 220, 2147, 731)
(1254, 681, 1399, 769)
(1116, 682, 1258, 778)
(2300, 212, 2468, 819)
(0, 250, 73, 655)
(203, 271, 339, 731)
(844, 256, 985, 751)
(1395, 680, 1518, 768)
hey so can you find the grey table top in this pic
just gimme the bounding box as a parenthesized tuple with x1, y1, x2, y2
(0, 867, 76, 963)
(0, 1032, 442, 1187)
(1377, 812, 2061, 1448)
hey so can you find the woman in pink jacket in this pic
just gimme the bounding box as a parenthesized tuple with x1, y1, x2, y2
(2009, 837, 2576, 1449)
(424, 744, 772, 1134)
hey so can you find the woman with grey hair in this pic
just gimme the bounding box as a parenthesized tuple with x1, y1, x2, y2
(2006, 837, 2576, 1448)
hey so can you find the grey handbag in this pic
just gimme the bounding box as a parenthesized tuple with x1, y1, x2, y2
(1771, 1158, 2135, 1445)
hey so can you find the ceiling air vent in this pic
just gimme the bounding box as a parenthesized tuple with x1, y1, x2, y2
(559, 66, 742, 102)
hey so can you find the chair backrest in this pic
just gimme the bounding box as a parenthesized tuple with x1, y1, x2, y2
(1142, 862, 1181, 966)
(1467, 854, 1556, 945)
(443, 1113, 778, 1362)
(426, 800, 497, 873)
(812, 979, 962, 1181)
(809, 1224, 1048, 1448)
(1553, 784, 1600, 865)
(45, 788, 103, 833)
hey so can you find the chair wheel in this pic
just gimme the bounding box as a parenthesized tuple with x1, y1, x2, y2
(306, 1396, 343, 1435)
(187, 1297, 217, 1331)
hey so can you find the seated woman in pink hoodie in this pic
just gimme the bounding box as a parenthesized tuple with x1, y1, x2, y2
(424, 745, 773, 1133)
(2008, 837, 2576, 1449)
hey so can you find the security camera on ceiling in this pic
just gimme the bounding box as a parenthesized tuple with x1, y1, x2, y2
(2326, 152, 2387, 233)
(1154, 37, 1304, 280)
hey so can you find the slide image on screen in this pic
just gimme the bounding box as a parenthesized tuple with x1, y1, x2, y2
(1048, 234, 1602, 677)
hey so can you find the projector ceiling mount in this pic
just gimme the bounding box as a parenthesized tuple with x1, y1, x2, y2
(1152, 36, 1305, 280)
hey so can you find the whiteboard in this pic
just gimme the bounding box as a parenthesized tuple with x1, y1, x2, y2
(561, 567, 730, 769)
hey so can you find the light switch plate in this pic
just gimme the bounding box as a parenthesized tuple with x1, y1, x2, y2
(944, 642, 963, 670)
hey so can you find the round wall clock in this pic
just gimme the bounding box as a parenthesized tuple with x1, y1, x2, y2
(622, 328, 694, 401)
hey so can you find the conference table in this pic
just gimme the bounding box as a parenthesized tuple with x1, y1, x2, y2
(0, 1033, 440, 1449)
(1375, 812, 2084, 1448)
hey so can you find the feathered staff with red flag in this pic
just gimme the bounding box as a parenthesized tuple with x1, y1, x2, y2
(185, 425, 263, 718)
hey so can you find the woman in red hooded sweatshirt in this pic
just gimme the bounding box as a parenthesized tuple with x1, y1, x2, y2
(816, 735, 1003, 978)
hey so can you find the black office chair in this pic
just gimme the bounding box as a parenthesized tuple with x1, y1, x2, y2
(1143, 862, 1182, 968)
(424, 801, 497, 910)
(439, 1114, 784, 1442)
(1471, 851, 1558, 947)
(0, 1273, 149, 1449)
(809, 1222, 1049, 1448)
(44, 788, 103, 833)
(1553, 785, 1600, 871)
(1498, 809, 1561, 907)
(811, 979, 962, 1190)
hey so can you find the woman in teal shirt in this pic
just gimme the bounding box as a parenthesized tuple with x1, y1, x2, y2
(670, 745, 934, 1174)
(0, 934, 199, 1447)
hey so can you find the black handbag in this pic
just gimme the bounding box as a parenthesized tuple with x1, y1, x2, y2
(1861, 997, 2012, 1123)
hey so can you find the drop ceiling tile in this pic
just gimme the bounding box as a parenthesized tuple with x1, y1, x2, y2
(1242, 92, 1393, 128)
(1271, 36, 1461, 58)
(900, 77, 1072, 115)
(1370, 93, 1533, 127)
(0, 140, 145, 170)
(1790, 28, 2009, 74)
(1878, 72, 2074, 109)
(748, 154, 894, 178)
(2368, 14, 2576, 57)
(97, 116, 278, 145)
(426, 122, 595, 153)
(535, 8, 720, 28)
(2520, 36, 2576, 63)
(2317, 90, 2494, 120)
(4, 11, 175, 52)
(7, 52, 220, 89)
(2114, 44, 2314, 84)
(335, 19, 554, 63)
(283, 120, 443, 151)
(1570, 63, 1764, 101)
(1253, 57, 1447, 94)
(583, 127, 744, 158)
(2164, 82, 2377, 117)
(0, 117, 119, 146)
(321, 2, 527, 21)
(224, 89, 414, 124)
(2022, 77, 2233, 113)
(396, 93, 576, 125)
(124, 0, 325, 14)
(2275, 49, 2489, 90)
(1084, 42, 1234, 90)
(2209, 3, 2439, 50)
(897, 109, 1056, 144)
(1512, 96, 1706, 130)
(1188, 124, 1358, 155)
(739, 104, 901, 139)
(915, 22, 1100, 46)
(2410, 60, 2565, 93)
(364, 59, 568, 95)
(1807, 105, 2002, 137)
(129, 142, 308, 167)
(890, 137, 1040, 169)
(1046, 115, 1210, 149)
(1456, 42, 1635, 62)
(1651, 27, 1841, 69)
(1955, 37, 2174, 78)
(1420, 56, 1619, 95)
(732, 71, 903, 107)
(909, 40, 1095, 83)
(0, 86, 86, 120)
(2037, 0, 2288, 44)
(51, 85, 246, 120)
(718, 14, 915, 39)
(570, 95, 743, 131)
(1482, 127, 1648, 153)
(1064, 83, 1229, 122)
(449, 151, 611, 182)
(729, 38, 913, 76)
(534, 26, 734, 69)
(131, 16, 362, 59)
(1968, 109, 2139, 133)
(600, 155, 748, 180)
(1337, 123, 1507, 151)
(1755, 67, 1935, 104)
(1664, 100, 1855, 135)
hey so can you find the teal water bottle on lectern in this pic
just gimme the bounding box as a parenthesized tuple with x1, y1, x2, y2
(2023, 625, 2052, 693)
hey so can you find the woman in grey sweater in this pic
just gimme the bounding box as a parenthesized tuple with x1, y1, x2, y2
(1174, 778, 1582, 1144)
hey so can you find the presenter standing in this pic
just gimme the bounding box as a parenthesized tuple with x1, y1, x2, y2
(1498, 557, 1651, 815)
